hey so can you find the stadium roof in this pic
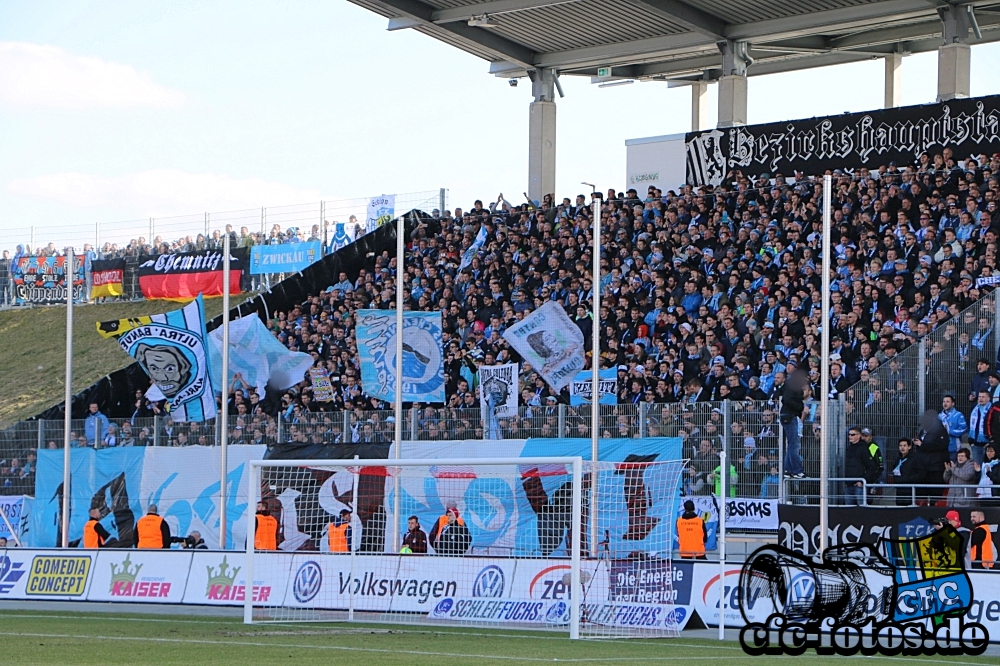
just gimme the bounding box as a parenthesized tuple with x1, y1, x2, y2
(348, 0, 1000, 81)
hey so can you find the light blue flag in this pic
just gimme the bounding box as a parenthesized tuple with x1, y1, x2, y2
(459, 225, 488, 271)
(102, 295, 216, 422)
(356, 310, 446, 402)
(569, 369, 618, 405)
(208, 316, 314, 398)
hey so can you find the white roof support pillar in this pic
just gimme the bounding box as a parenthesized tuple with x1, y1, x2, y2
(528, 68, 557, 204)
(884, 52, 902, 108)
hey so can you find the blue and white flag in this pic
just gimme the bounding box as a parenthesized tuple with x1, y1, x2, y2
(459, 225, 488, 271)
(100, 296, 216, 422)
(356, 310, 445, 402)
(366, 195, 395, 233)
(207, 316, 314, 398)
(328, 222, 355, 253)
(569, 369, 618, 405)
(502, 301, 585, 392)
(478, 363, 518, 439)
(249, 242, 322, 275)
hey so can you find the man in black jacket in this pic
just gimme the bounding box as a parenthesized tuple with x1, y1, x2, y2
(917, 409, 950, 498)
(781, 368, 808, 479)
(845, 427, 880, 505)
(892, 438, 926, 506)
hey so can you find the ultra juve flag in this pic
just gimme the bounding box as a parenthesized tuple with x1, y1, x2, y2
(366, 195, 395, 233)
(502, 301, 585, 392)
(249, 242, 321, 275)
(98, 296, 216, 422)
(11, 255, 86, 305)
(89, 259, 125, 298)
(478, 363, 518, 439)
(137, 247, 247, 301)
(569, 369, 618, 405)
(685, 95, 1000, 186)
(356, 310, 445, 403)
(459, 225, 488, 271)
(206, 316, 313, 398)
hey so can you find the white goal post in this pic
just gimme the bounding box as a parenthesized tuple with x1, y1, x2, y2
(244, 456, 685, 639)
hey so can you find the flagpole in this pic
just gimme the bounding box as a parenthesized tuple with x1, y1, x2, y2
(61, 248, 74, 549)
(219, 233, 231, 549)
(392, 212, 405, 552)
(590, 199, 600, 558)
(820, 174, 832, 553)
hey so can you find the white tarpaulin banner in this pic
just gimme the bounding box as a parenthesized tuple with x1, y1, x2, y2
(502, 301, 585, 392)
(724, 498, 778, 530)
(207, 315, 313, 398)
(0, 496, 26, 542)
(366, 195, 395, 233)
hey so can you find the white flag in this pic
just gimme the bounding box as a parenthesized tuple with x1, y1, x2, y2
(502, 301, 585, 392)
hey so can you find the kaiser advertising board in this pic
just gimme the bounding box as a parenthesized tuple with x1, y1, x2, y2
(0, 549, 94, 600)
(88, 550, 191, 603)
(183, 551, 289, 606)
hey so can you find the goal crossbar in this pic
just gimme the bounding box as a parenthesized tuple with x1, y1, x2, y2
(244, 456, 584, 638)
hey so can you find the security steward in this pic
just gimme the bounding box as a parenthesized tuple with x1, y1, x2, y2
(970, 510, 996, 569)
(676, 500, 708, 559)
(328, 508, 352, 553)
(83, 508, 111, 549)
(135, 504, 171, 549)
(254, 501, 279, 551)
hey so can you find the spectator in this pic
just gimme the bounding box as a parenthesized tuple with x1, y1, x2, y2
(781, 369, 807, 479)
(939, 395, 968, 463)
(976, 444, 1000, 503)
(401, 515, 428, 554)
(969, 390, 992, 464)
(760, 464, 780, 498)
(892, 438, 926, 506)
(845, 427, 880, 505)
(102, 423, 119, 448)
(84, 402, 109, 446)
(944, 447, 978, 507)
(970, 358, 992, 402)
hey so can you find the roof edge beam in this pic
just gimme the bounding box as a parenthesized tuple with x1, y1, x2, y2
(431, 0, 574, 23)
(628, 0, 727, 40)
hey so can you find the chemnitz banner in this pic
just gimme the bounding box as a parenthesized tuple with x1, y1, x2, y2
(685, 94, 1000, 186)
(137, 247, 247, 301)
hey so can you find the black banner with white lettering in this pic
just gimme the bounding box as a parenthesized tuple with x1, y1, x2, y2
(685, 95, 1000, 186)
(778, 505, 1000, 554)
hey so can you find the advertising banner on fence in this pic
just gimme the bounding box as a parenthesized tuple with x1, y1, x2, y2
(89, 259, 126, 298)
(725, 498, 778, 530)
(249, 242, 322, 275)
(10, 255, 86, 305)
(0, 549, 94, 600)
(685, 95, 1000, 186)
(137, 247, 247, 300)
(0, 496, 26, 542)
(183, 551, 290, 606)
(88, 550, 191, 603)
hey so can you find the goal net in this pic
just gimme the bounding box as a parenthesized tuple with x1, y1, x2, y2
(244, 457, 685, 639)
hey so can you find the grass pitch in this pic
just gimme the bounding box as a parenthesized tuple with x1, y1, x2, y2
(0, 610, 998, 666)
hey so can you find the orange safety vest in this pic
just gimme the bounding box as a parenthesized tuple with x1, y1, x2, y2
(676, 516, 705, 558)
(328, 522, 350, 552)
(973, 523, 996, 568)
(83, 519, 105, 549)
(136, 514, 165, 549)
(255, 514, 278, 550)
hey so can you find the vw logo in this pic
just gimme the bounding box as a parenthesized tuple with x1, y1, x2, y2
(472, 565, 505, 598)
(293, 561, 322, 603)
(786, 572, 816, 608)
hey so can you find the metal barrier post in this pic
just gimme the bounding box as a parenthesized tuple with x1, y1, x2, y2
(558, 403, 565, 438)
(439, 188, 447, 215)
(409, 408, 417, 441)
(918, 337, 927, 415)
(276, 412, 283, 443)
(777, 415, 785, 503)
(153, 415, 160, 447)
(638, 403, 647, 438)
(37, 420, 44, 450)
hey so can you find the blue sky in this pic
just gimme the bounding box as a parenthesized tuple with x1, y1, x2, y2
(4, 0, 1000, 251)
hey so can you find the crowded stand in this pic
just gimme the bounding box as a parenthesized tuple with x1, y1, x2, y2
(5, 149, 1000, 508)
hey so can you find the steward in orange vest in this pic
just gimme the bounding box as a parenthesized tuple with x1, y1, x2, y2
(135, 504, 171, 549)
(676, 500, 707, 559)
(328, 509, 352, 553)
(971, 510, 996, 569)
(83, 508, 110, 549)
(254, 502, 279, 551)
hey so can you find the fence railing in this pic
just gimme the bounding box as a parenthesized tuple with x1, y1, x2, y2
(0, 188, 448, 308)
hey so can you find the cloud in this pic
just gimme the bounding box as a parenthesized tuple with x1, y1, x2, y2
(0, 42, 186, 109)
(6, 169, 323, 217)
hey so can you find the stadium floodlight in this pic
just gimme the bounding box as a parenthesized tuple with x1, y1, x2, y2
(245, 457, 686, 639)
(468, 15, 499, 27)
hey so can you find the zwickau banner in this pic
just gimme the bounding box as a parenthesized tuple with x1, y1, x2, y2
(89, 259, 125, 298)
(249, 242, 322, 275)
(137, 247, 247, 301)
(97, 296, 217, 422)
(366, 195, 395, 233)
(10, 255, 85, 305)
(503, 301, 585, 392)
(356, 310, 445, 403)
(686, 94, 1000, 186)
(478, 363, 518, 439)
(569, 369, 618, 405)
